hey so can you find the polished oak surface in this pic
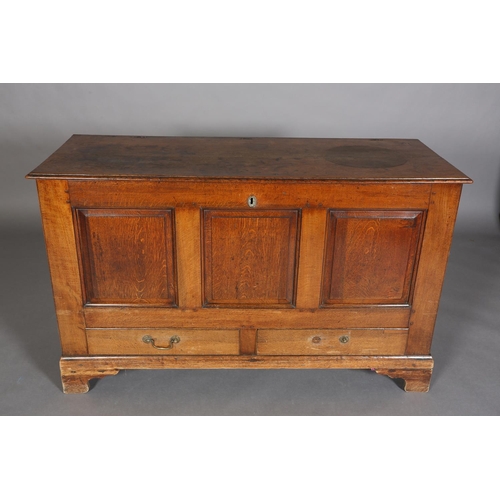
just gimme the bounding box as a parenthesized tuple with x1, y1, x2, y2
(75, 209, 176, 306)
(322, 210, 424, 305)
(203, 209, 300, 307)
(27, 136, 471, 394)
(27, 135, 472, 182)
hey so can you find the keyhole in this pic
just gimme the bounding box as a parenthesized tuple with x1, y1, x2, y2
(247, 195, 257, 207)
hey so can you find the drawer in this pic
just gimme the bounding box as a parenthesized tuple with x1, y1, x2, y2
(87, 328, 240, 355)
(256, 329, 408, 355)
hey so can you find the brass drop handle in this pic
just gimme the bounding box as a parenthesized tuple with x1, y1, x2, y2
(142, 335, 180, 350)
(339, 335, 350, 344)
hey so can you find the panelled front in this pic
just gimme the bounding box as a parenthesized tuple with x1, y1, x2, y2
(321, 210, 424, 305)
(203, 209, 300, 307)
(75, 209, 177, 306)
(69, 180, 430, 357)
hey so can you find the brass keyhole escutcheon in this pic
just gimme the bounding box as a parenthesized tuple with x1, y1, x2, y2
(339, 335, 350, 344)
(247, 195, 257, 207)
(312, 336, 322, 344)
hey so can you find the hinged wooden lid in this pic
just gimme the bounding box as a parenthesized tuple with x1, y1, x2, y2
(26, 135, 472, 183)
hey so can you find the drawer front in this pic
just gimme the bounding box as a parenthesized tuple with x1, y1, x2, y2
(87, 329, 240, 355)
(257, 329, 408, 355)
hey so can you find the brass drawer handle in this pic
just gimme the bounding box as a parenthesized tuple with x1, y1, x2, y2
(142, 335, 180, 350)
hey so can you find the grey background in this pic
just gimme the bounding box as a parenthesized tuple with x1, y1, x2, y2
(1, 83, 499, 414)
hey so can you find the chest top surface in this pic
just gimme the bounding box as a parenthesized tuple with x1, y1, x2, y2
(26, 135, 472, 183)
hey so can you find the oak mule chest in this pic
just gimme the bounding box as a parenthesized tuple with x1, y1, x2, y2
(27, 136, 471, 393)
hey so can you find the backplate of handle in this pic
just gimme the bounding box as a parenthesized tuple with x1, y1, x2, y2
(142, 335, 180, 350)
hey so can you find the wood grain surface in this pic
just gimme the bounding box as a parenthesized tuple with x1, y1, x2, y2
(406, 184, 464, 354)
(75, 209, 176, 305)
(59, 354, 434, 393)
(27, 136, 470, 393)
(203, 210, 299, 307)
(322, 210, 424, 305)
(68, 180, 433, 209)
(257, 328, 408, 355)
(295, 208, 327, 308)
(175, 207, 202, 308)
(37, 180, 88, 355)
(27, 135, 472, 182)
(84, 305, 411, 329)
(87, 328, 240, 355)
